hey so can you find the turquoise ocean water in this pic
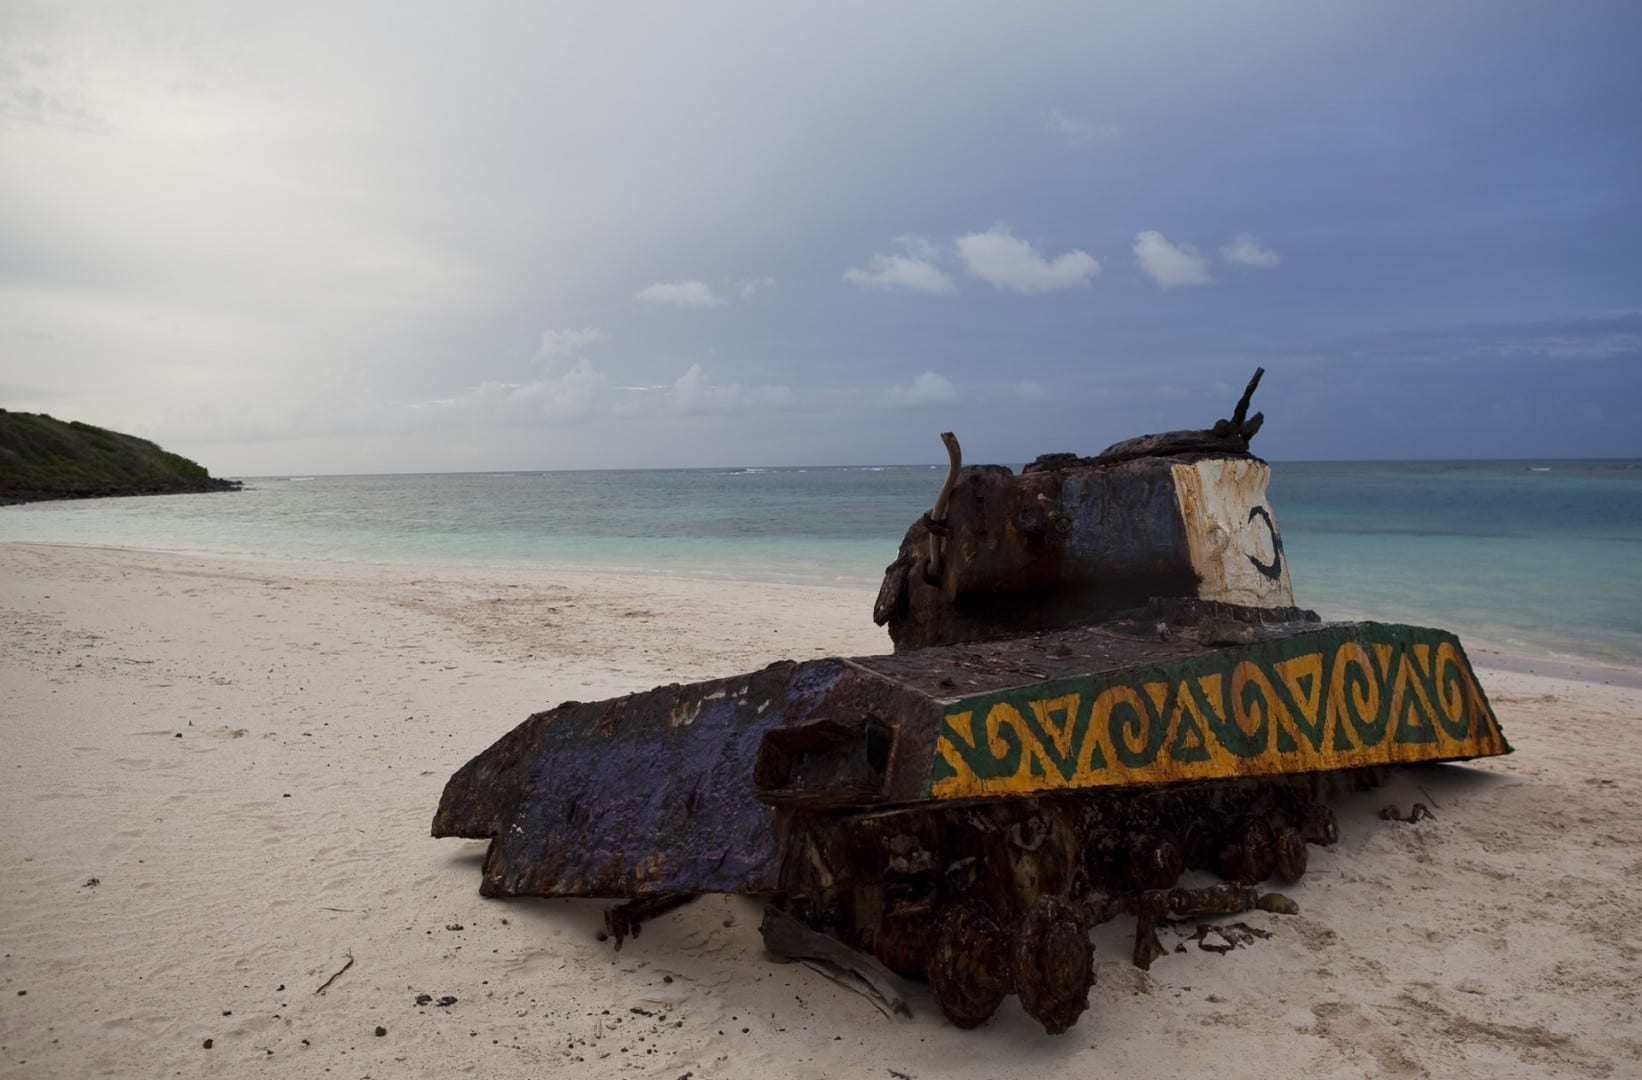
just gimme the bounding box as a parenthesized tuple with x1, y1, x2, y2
(3, 460, 1639, 666)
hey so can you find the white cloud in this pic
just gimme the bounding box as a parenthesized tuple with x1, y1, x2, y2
(1014, 379, 1049, 401)
(1133, 230, 1213, 288)
(843, 236, 954, 293)
(636, 280, 726, 307)
(737, 276, 777, 299)
(1481, 332, 1642, 360)
(956, 227, 1100, 293)
(661, 363, 797, 414)
(886, 370, 959, 407)
(1220, 233, 1281, 268)
(538, 327, 604, 361)
(497, 360, 607, 421)
(1047, 107, 1119, 148)
(894, 234, 940, 261)
(426, 358, 800, 426)
(427, 358, 609, 426)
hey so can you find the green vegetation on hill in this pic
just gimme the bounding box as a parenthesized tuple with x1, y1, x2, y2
(0, 410, 241, 505)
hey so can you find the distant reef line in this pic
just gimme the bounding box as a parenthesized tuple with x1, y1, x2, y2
(0, 409, 242, 506)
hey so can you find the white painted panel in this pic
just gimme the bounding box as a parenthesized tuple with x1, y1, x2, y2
(1171, 459, 1295, 608)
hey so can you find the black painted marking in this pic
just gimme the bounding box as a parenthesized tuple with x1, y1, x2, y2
(1246, 505, 1284, 581)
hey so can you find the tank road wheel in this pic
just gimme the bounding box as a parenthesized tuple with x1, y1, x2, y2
(927, 903, 1013, 1029)
(874, 909, 937, 980)
(1304, 803, 1340, 847)
(1179, 817, 1219, 872)
(1126, 832, 1184, 891)
(1273, 825, 1308, 883)
(1218, 817, 1277, 885)
(1012, 895, 1094, 1034)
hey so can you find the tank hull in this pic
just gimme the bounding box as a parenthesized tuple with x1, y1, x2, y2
(434, 616, 1506, 901)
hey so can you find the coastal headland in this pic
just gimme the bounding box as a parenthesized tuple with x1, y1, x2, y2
(0, 411, 241, 505)
(1, 542, 1638, 1078)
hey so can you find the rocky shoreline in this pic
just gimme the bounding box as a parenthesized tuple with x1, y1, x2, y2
(0, 475, 242, 506)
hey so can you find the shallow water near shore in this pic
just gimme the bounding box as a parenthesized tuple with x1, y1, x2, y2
(3, 458, 1638, 666)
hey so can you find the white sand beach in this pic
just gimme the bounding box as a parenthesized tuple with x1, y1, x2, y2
(2, 541, 1640, 1079)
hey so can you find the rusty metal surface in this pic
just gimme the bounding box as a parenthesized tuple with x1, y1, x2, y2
(927, 902, 1013, 1029)
(875, 370, 1281, 651)
(775, 773, 1330, 1028)
(874, 455, 1303, 651)
(435, 662, 804, 897)
(434, 658, 941, 898)
(850, 616, 1276, 701)
(1012, 894, 1094, 1033)
(435, 617, 1507, 901)
(432, 616, 1304, 900)
(875, 457, 1203, 650)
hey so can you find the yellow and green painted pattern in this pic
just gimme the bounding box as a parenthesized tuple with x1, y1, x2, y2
(927, 624, 1508, 799)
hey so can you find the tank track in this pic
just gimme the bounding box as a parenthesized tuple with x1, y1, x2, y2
(774, 770, 1370, 1032)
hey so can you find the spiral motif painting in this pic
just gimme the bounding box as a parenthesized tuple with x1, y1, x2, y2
(927, 623, 1509, 799)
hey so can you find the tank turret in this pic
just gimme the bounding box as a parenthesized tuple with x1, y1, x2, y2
(876, 368, 1308, 650)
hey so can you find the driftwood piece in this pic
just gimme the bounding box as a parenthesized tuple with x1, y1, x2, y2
(760, 906, 912, 1018)
(315, 951, 354, 995)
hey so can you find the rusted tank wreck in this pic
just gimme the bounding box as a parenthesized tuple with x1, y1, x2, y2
(434, 370, 1509, 1033)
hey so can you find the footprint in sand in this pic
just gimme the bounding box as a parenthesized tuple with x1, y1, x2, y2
(100, 828, 145, 857)
(1310, 1001, 1424, 1078)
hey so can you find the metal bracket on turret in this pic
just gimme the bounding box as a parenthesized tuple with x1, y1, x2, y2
(1025, 366, 1269, 472)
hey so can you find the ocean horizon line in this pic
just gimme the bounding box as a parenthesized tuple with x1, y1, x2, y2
(230, 455, 1642, 482)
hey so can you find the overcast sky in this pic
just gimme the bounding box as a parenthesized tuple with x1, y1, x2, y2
(3, 1, 1639, 474)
